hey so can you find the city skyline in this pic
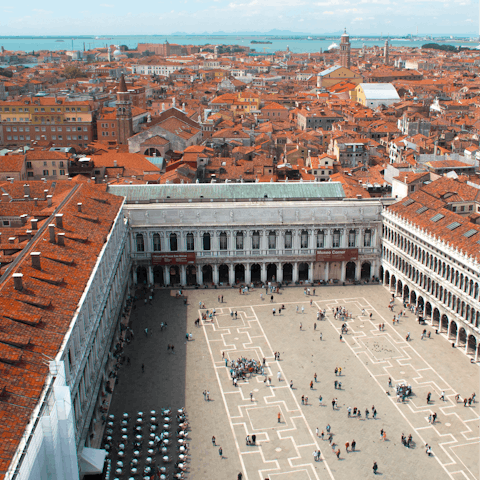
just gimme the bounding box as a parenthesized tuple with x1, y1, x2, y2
(0, 0, 478, 36)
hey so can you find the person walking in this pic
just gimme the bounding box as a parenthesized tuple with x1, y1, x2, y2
(277, 371, 281, 382)
(277, 412, 281, 423)
(250, 391, 253, 402)
(144, 328, 148, 337)
(290, 380, 294, 389)
(351, 439, 356, 451)
(314, 373, 317, 382)
(318, 394, 323, 405)
(320, 332, 323, 341)
(212, 436, 216, 446)
(310, 381, 314, 390)
(373, 462, 378, 475)
(316, 427, 319, 437)
(382, 431, 386, 441)
(336, 449, 340, 459)
(219, 447, 223, 459)
(345, 441, 349, 453)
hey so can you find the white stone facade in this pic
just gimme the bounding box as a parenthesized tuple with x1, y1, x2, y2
(126, 198, 392, 287)
(382, 209, 480, 360)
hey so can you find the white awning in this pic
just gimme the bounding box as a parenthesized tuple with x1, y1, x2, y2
(79, 447, 107, 474)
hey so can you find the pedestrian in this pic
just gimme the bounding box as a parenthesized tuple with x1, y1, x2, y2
(351, 439, 356, 451)
(300, 323, 302, 330)
(250, 391, 253, 402)
(290, 380, 293, 389)
(305, 396, 308, 405)
(277, 371, 281, 381)
(332, 399, 335, 410)
(326, 424, 331, 433)
(365, 408, 369, 419)
(373, 462, 378, 474)
(314, 323, 317, 331)
(335, 367, 338, 376)
(464, 397, 468, 407)
(345, 441, 349, 452)
(310, 381, 313, 389)
(320, 333, 323, 341)
(382, 431, 386, 441)
(238, 473, 243, 480)
(316, 427, 319, 437)
(347, 406, 352, 417)
(203, 390, 207, 401)
(388, 377, 392, 388)
(144, 328, 148, 337)
(310, 299, 313, 306)
(141, 363, 145, 373)
(318, 395, 322, 405)
(440, 391, 445, 401)
(302, 306, 305, 314)
(432, 412, 437, 423)
(219, 447, 223, 459)
(278, 412, 281, 423)
(273, 308, 276, 316)
(314, 373, 317, 382)
(212, 436, 216, 446)
(336, 449, 340, 459)
(171, 345, 175, 354)
(427, 392, 431, 403)
(334, 380, 338, 389)
(206, 391, 210, 401)
(252, 434, 256, 445)
(301, 395, 305, 405)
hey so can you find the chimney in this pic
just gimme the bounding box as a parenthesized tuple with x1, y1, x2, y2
(23, 184, 30, 197)
(26, 230, 32, 241)
(31, 218, 38, 230)
(13, 273, 23, 291)
(44, 189, 48, 198)
(34, 198, 38, 207)
(113, 160, 117, 167)
(57, 232, 65, 246)
(47, 195, 52, 207)
(2, 193, 9, 201)
(55, 214, 64, 229)
(77, 203, 82, 212)
(9, 237, 15, 244)
(49, 224, 56, 243)
(31, 252, 41, 269)
(20, 214, 28, 226)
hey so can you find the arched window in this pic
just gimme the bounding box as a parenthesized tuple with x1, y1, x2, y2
(301, 230, 309, 249)
(153, 233, 161, 251)
(268, 231, 276, 250)
(363, 229, 371, 247)
(333, 229, 341, 248)
(236, 231, 244, 250)
(252, 231, 260, 250)
(170, 233, 178, 251)
(348, 229, 356, 247)
(186, 233, 194, 251)
(285, 230, 293, 249)
(219, 232, 227, 250)
(203, 232, 211, 251)
(136, 233, 144, 252)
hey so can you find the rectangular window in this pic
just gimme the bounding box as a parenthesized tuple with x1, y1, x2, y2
(348, 231, 356, 248)
(52, 170, 57, 176)
(285, 231, 292, 249)
(268, 232, 276, 249)
(252, 232, 260, 250)
(67, 136, 71, 140)
(43, 170, 49, 176)
(220, 234, 227, 250)
(27, 171, 34, 177)
(316, 231, 324, 248)
(58, 135, 63, 140)
(333, 231, 340, 248)
(186, 235, 194, 251)
(52, 135, 56, 140)
(51, 126, 56, 132)
(59, 169, 65, 175)
(57, 127, 62, 131)
(236, 234, 243, 250)
(364, 230, 372, 247)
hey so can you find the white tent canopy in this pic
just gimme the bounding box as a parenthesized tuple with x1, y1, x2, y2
(79, 447, 107, 475)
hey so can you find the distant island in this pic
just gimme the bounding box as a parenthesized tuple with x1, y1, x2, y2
(251, 40, 272, 44)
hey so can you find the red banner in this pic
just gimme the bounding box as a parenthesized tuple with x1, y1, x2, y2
(152, 253, 196, 265)
(316, 248, 358, 262)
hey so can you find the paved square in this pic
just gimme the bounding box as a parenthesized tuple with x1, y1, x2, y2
(108, 284, 480, 480)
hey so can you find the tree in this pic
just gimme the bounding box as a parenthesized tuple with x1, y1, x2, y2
(0, 68, 13, 78)
(64, 65, 86, 79)
(120, 45, 129, 51)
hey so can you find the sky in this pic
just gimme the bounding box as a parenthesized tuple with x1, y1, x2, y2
(0, 0, 477, 36)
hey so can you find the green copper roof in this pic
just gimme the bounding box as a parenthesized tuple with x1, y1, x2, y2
(107, 182, 345, 203)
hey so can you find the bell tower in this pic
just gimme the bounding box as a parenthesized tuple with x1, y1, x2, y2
(384, 40, 389, 65)
(340, 28, 351, 69)
(116, 74, 133, 145)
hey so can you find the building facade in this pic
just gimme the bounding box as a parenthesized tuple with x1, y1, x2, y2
(107, 183, 393, 289)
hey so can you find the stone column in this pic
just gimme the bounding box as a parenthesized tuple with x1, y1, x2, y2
(475, 345, 479, 363)
(261, 263, 267, 284)
(277, 263, 283, 283)
(293, 262, 299, 283)
(196, 265, 202, 285)
(164, 266, 170, 286)
(309, 229, 316, 252)
(455, 328, 460, 347)
(355, 261, 361, 281)
(133, 266, 138, 285)
(148, 265, 154, 285)
(245, 263, 251, 285)
(465, 339, 469, 355)
(213, 264, 219, 285)
(308, 261, 314, 283)
(229, 264, 235, 285)
(180, 265, 186, 286)
(340, 261, 346, 282)
(324, 262, 329, 282)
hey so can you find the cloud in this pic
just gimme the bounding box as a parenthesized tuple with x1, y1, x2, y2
(352, 16, 364, 22)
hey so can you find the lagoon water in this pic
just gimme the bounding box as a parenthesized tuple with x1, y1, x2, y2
(0, 35, 457, 54)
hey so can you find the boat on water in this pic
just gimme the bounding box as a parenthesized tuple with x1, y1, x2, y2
(251, 40, 272, 44)
(55, 40, 64, 42)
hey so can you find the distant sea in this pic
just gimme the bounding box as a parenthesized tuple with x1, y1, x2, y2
(0, 35, 476, 54)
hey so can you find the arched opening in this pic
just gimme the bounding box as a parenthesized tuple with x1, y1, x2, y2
(298, 262, 309, 281)
(361, 262, 371, 280)
(144, 147, 161, 157)
(417, 296, 424, 314)
(391, 274, 396, 292)
(458, 328, 467, 347)
(449, 321, 458, 341)
(251, 264, 261, 283)
(235, 264, 245, 283)
(425, 302, 432, 320)
(467, 335, 477, 355)
(440, 314, 448, 333)
(346, 261, 356, 280)
(410, 290, 417, 306)
(384, 269, 390, 286)
(403, 284, 409, 303)
(219, 264, 229, 284)
(432, 308, 440, 327)
(397, 279, 403, 297)
(267, 263, 277, 282)
(283, 263, 293, 282)
(153, 265, 164, 285)
(169, 265, 180, 285)
(136, 266, 147, 285)
(379, 265, 384, 282)
(202, 265, 213, 284)
(186, 265, 196, 285)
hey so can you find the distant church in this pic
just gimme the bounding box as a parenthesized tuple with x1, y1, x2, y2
(316, 29, 363, 89)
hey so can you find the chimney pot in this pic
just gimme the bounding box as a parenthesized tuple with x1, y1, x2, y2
(8, 237, 15, 244)
(49, 224, 56, 244)
(13, 273, 23, 291)
(34, 198, 38, 207)
(24, 184, 30, 197)
(31, 252, 41, 269)
(77, 203, 82, 212)
(58, 232, 65, 246)
(47, 195, 53, 207)
(31, 218, 38, 230)
(55, 214, 64, 229)
(26, 230, 32, 241)
(20, 214, 28, 226)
